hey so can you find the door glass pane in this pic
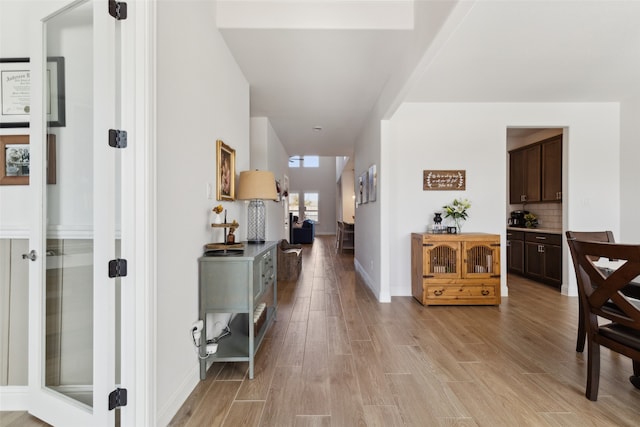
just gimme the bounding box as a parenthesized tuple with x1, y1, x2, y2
(45, 0, 94, 407)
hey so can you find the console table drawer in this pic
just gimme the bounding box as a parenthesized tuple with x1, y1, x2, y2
(424, 284, 498, 301)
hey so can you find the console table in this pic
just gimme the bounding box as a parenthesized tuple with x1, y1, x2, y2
(198, 241, 277, 379)
(411, 233, 501, 306)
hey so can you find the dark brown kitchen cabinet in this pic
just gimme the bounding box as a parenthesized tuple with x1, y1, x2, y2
(509, 135, 562, 204)
(506, 230, 524, 275)
(509, 144, 540, 204)
(541, 135, 562, 201)
(524, 232, 562, 288)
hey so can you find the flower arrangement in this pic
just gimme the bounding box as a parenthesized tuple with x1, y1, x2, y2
(443, 198, 471, 232)
(213, 205, 224, 214)
(524, 212, 538, 228)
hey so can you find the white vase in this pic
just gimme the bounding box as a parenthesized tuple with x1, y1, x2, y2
(214, 213, 222, 224)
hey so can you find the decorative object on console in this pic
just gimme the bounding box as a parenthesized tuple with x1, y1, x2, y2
(443, 198, 471, 233)
(212, 204, 223, 224)
(431, 212, 446, 234)
(237, 170, 278, 244)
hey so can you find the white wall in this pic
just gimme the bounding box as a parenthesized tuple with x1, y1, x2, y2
(287, 157, 336, 235)
(353, 114, 384, 299)
(249, 117, 289, 241)
(620, 94, 640, 243)
(386, 102, 621, 300)
(155, 1, 250, 424)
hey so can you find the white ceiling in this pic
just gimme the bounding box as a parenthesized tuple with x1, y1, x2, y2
(217, 0, 640, 158)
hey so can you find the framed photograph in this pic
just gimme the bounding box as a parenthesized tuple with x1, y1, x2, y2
(216, 139, 235, 201)
(1, 57, 66, 128)
(0, 134, 56, 185)
(359, 171, 369, 204)
(368, 164, 377, 202)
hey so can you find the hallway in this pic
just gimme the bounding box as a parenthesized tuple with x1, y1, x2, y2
(3, 236, 639, 426)
(169, 236, 640, 426)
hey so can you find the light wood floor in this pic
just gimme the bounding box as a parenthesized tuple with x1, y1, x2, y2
(4, 235, 639, 426)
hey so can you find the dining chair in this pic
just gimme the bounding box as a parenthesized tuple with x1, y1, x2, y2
(566, 231, 616, 352)
(568, 239, 640, 400)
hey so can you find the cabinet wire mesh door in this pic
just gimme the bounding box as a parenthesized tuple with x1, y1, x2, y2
(429, 245, 458, 274)
(466, 245, 494, 274)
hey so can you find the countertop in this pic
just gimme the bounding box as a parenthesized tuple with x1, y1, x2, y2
(507, 226, 562, 235)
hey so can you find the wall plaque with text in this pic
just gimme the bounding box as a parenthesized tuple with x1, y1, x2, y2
(423, 170, 466, 191)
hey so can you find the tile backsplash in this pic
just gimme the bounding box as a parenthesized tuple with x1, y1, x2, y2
(508, 202, 562, 230)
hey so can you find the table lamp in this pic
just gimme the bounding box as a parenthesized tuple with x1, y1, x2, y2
(237, 170, 277, 243)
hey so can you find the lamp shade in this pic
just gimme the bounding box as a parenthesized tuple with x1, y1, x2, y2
(237, 170, 277, 200)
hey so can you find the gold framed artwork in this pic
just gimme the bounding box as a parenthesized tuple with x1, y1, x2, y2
(0, 134, 56, 185)
(216, 139, 235, 201)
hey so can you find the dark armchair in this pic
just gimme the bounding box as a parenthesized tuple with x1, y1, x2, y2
(567, 238, 640, 400)
(292, 219, 315, 244)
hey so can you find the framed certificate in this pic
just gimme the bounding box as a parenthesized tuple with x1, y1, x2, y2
(0, 57, 66, 128)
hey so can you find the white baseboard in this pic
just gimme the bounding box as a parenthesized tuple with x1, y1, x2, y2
(354, 258, 390, 302)
(0, 386, 28, 410)
(156, 363, 200, 427)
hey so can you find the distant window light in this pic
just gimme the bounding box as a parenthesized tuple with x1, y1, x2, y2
(289, 157, 301, 168)
(289, 156, 319, 168)
(303, 156, 319, 167)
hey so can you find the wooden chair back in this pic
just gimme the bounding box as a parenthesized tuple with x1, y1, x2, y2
(566, 231, 615, 352)
(572, 240, 640, 328)
(569, 239, 640, 400)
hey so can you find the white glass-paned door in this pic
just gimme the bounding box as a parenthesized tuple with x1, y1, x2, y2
(27, 0, 120, 425)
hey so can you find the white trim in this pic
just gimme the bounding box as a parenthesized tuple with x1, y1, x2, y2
(355, 257, 389, 302)
(0, 228, 29, 239)
(155, 365, 199, 427)
(121, 0, 158, 425)
(0, 386, 29, 410)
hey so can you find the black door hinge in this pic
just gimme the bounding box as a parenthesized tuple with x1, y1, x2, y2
(108, 387, 127, 410)
(109, 259, 128, 278)
(108, 0, 127, 20)
(109, 129, 127, 148)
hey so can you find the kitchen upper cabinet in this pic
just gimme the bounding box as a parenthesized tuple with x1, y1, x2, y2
(509, 135, 562, 204)
(509, 144, 540, 204)
(541, 135, 562, 201)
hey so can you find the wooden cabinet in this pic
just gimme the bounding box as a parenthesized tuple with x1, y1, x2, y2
(411, 233, 501, 306)
(509, 135, 562, 204)
(198, 241, 277, 380)
(506, 230, 524, 275)
(509, 144, 540, 204)
(541, 136, 562, 201)
(524, 232, 562, 288)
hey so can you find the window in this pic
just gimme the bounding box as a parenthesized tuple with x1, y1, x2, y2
(289, 155, 319, 168)
(304, 192, 319, 222)
(289, 192, 319, 223)
(289, 193, 300, 220)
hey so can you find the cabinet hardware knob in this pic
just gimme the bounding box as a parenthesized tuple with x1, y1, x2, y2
(481, 290, 490, 296)
(434, 289, 443, 296)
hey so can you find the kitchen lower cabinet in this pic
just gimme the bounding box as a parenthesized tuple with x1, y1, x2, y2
(198, 241, 277, 380)
(507, 230, 525, 275)
(411, 233, 501, 306)
(524, 232, 562, 288)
